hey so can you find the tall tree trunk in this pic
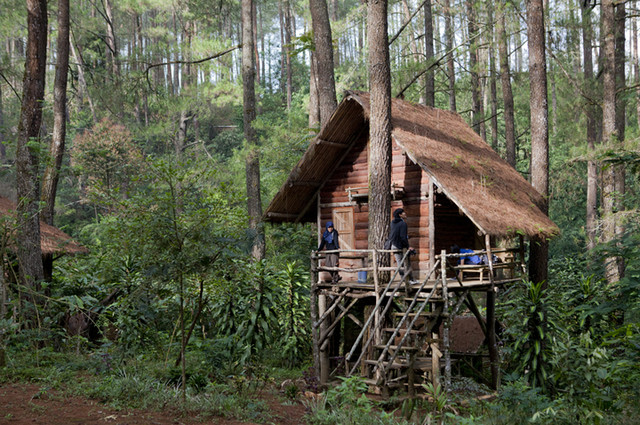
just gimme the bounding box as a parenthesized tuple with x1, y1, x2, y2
(243, 0, 265, 261)
(423, 0, 435, 107)
(309, 52, 321, 129)
(401, 0, 421, 97)
(614, 2, 626, 279)
(41, 0, 70, 227)
(498, 5, 516, 167)
(309, 0, 337, 126)
(103, 0, 119, 76)
(331, 0, 340, 66)
(0, 82, 5, 163)
(70, 37, 96, 122)
(488, 2, 499, 150)
(601, 0, 623, 284)
(582, 3, 598, 252)
(368, 0, 392, 278)
(634, 2, 640, 127)
(467, 0, 481, 133)
(526, 0, 549, 285)
(284, 0, 293, 108)
(16, 0, 47, 295)
(444, 0, 456, 112)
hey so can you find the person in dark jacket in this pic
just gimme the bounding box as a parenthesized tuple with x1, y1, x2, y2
(318, 221, 341, 283)
(388, 208, 414, 281)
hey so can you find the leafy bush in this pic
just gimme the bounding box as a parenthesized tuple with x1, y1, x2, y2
(305, 376, 408, 425)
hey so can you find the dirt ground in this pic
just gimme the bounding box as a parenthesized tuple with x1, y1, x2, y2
(0, 383, 308, 425)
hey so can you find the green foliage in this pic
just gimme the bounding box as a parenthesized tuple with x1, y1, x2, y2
(502, 280, 558, 392)
(305, 376, 407, 425)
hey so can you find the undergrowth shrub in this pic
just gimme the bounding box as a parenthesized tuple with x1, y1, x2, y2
(304, 376, 408, 425)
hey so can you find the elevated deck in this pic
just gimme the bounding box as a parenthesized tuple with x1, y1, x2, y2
(310, 246, 525, 396)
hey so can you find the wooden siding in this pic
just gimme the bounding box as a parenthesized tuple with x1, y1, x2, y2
(319, 136, 439, 278)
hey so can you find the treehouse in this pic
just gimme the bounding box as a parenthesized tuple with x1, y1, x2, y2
(264, 91, 558, 395)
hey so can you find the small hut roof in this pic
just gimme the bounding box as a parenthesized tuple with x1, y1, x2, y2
(265, 91, 559, 240)
(0, 196, 88, 255)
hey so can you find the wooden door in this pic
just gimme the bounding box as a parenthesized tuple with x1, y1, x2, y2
(332, 207, 354, 250)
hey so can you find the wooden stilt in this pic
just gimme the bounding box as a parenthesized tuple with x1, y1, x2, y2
(319, 294, 330, 386)
(486, 290, 500, 390)
(485, 234, 500, 390)
(311, 253, 320, 383)
(441, 250, 451, 391)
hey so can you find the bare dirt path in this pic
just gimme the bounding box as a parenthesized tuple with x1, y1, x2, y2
(0, 384, 307, 425)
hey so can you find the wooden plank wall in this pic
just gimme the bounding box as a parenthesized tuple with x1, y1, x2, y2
(319, 137, 435, 277)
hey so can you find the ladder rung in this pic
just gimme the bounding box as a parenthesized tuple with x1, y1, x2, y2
(374, 344, 418, 351)
(392, 312, 449, 318)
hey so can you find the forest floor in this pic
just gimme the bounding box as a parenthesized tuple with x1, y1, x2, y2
(0, 383, 308, 425)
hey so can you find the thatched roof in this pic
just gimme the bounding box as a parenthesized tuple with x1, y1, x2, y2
(265, 91, 559, 240)
(0, 196, 88, 255)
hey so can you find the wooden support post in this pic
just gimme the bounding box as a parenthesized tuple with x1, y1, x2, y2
(408, 351, 416, 397)
(431, 332, 441, 385)
(485, 234, 500, 390)
(310, 253, 321, 383)
(319, 294, 330, 386)
(487, 289, 500, 390)
(429, 182, 435, 273)
(441, 249, 451, 391)
(372, 250, 381, 346)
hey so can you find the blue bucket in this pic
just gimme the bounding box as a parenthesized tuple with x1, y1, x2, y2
(357, 271, 367, 283)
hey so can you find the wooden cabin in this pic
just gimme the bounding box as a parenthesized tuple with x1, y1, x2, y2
(264, 91, 559, 394)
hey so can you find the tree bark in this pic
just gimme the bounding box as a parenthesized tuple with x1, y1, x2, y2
(487, 2, 499, 150)
(444, 0, 456, 112)
(70, 37, 96, 123)
(103, 0, 119, 76)
(614, 1, 626, 278)
(634, 2, 640, 128)
(243, 0, 265, 261)
(467, 0, 481, 133)
(0, 82, 5, 163)
(601, 0, 623, 283)
(526, 0, 549, 285)
(498, 5, 516, 167)
(423, 0, 435, 107)
(368, 0, 392, 280)
(284, 0, 293, 108)
(309, 52, 321, 129)
(16, 0, 47, 293)
(41, 0, 70, 227)
(309, 0, 338, 126)
(582, 4, 598, 252)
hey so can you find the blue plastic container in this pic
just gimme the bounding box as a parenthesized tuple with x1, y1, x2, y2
(357, 271, 367, 283)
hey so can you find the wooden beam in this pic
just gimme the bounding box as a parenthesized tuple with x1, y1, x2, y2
(289, 181, 321, 187)
(266, 212, 299, 219)
(316, 138, 349, 148)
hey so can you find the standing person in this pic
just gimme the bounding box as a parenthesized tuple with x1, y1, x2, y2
(387, 208, 414, 281)
(318, 221, 341, 283)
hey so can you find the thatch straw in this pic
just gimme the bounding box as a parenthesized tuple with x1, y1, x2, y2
(265, 91, 559, 240)
(0, 196, 88, 255)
